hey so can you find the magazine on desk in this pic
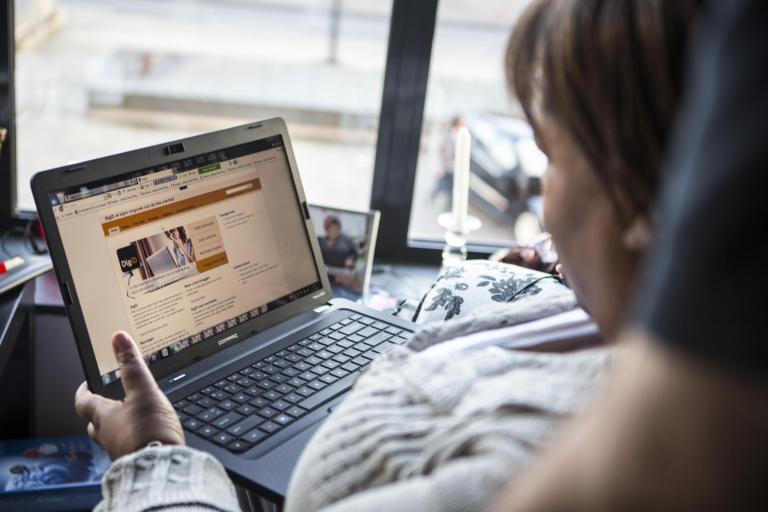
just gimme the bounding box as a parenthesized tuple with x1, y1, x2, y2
(0, 436, 110, 511)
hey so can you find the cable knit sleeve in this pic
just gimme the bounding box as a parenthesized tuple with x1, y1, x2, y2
(95, 445, 240, 512)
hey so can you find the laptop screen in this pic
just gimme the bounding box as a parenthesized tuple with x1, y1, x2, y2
(47, 135, 322, 385)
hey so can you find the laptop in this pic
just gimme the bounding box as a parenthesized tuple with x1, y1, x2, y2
(31, 118, 416, 501)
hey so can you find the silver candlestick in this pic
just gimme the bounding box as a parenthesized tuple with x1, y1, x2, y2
(438, 212, 482, 268)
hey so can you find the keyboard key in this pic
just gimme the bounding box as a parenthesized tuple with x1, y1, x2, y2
(274, 414, 293, 426)
(341, 362, 360, 373)
(329, 332, 345, 341)
(220, 400, 238, 411)
(299, 371, 316, 381)
(257, 380, 275, 390)
(239, 367, 254, 376)
(316, 350, 333, 360)
(271, 400, 290, 411)
(358, 326, 379, 338)
(224, 384, 240, 394)
(250, 397, 269, 408)
(307, 342, 324, 351)
(337, 339, 354, 348)
(276, 350, 289, 358)
(237, 378, 255, 388)
(374, 342, 395, 354)
(282, 367, 300, 377)
(330, 368, 349, 379)
(347, 334, 364, 343)
(366, 332, 392, 347)
(232, 393, 250, 403)
(310, 366, 329, 376)
(271, 373, 289, 384)
(359, 317, 374, 325)
(275, 384, 294, 394)
(363, 350, 379, 360)
(297, 347, 313, 356)
(286, 406, 306, 418)
(228, 440, 251, 453)
(286, 354, 302, 363)
(197, 397, 215, 408)
(236, 404, 256, 416)
(183, 418, 203, 430)
(339, 318, 353, 326)
(294, 362, 311, 371)
(320, 328, 332, 336)
(196, 425, 219, 439)
(327, 345, 344, 354)
(343, 348, 361, 358)
(227, 374, 241, 382)
(212, 432, 234, 446)
(373, 322, 388, 330)
(319, 374, 338, 385)
(250, 371, 268, 381)
(262, 365, 279, 374)
(182, 404, 203, 416)
(305, 356, 322, 365)
(309, 333, 322, 341)
(210, 390, 227, 401)
(259, 421, 281, 434)
(333, 354, 351, 363)
(330, 323, 343, 330)
(214, 411, 243, 430)
(197, 407, 224, 422)
(288, 377, 305, 387)
(318, 337, 335, 346)
(201, 386, 216, 395)
(352, 356, 371, 366)
(264, 355, 277, 363)
(274, 359, 291, 369)
(187, 393, 202, 402)
(350, 314, 361, 320)
(262, 390, 281, 401)
(385, 326, 403, 336)
(174, 400, 190, 410)
(245, 386, 262, 397)
(242, 428, 267, 444)
(296, 386, 315, 397)
(284, 392, 303, 404)
(251, 361, 265, 369)
(258, 407, 277, 419)
(227, 415, 263, 437)
(308, 380, 327, 390)
(321, 359, 340, 370)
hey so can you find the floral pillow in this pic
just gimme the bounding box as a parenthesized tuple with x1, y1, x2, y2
(413, 259, 574, 323)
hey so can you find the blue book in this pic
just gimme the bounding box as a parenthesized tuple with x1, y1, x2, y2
(0, 436, 110, 511)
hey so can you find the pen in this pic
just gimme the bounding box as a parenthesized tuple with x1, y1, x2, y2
(0, 256, 24, 274)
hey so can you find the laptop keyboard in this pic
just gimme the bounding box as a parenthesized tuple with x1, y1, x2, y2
(172, 312, 412, 454)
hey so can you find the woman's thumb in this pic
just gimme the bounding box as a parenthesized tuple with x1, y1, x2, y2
(112, 331, 157, 397)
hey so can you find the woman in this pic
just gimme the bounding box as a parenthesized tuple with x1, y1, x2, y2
(73, 1, 700, 511)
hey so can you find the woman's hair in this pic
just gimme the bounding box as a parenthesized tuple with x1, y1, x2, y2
(506, 0, 700, 223)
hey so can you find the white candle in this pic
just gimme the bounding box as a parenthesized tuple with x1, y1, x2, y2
(452, 126, 471, 231)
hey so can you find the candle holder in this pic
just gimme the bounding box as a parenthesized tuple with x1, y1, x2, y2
(438, 212, 482, 268)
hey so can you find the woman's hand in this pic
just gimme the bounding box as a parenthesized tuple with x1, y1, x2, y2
(74, 331, 185, 460)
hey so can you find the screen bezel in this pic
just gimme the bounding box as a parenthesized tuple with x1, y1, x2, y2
(31, 118, 333, 399)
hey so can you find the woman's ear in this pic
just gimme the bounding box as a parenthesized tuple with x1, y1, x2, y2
(622, 216, 651, 252)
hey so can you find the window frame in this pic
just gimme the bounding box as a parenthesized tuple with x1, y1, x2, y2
(0, 0, 505, 257)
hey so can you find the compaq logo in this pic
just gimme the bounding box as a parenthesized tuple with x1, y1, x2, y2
(218, 333, 239, 346)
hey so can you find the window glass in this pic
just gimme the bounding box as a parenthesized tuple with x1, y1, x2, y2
(14, 0, 391, 211)
(407, 0, 546, 246)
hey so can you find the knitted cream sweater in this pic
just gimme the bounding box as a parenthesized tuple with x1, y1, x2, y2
(284, 295, 612, 512)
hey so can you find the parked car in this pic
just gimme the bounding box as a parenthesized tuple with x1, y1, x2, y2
(464, 113, 547, 227)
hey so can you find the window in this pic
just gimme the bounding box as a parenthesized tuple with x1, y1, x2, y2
(11, 0, 391, 212)
(408, 0, 544, 247)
